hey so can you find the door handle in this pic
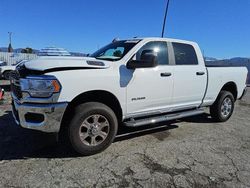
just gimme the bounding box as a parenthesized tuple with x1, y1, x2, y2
(196, 71, 205, 76)
(160, 72, 172, 77)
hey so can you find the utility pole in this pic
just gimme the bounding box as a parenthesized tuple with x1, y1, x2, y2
(8, 32, 13, 53)
(161, 0, 171, 38)
(8, 32, 12, 44)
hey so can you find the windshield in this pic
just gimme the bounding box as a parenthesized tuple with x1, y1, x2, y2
(90, 40, 140, 61)
(12, 60, 28, 66)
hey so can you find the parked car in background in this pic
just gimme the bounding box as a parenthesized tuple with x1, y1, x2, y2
(0, 61, 7, 66)
(0, 60, 27, 79)
(10, 37, 248, 155)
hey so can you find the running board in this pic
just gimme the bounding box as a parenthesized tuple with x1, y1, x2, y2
(124, 108, 204, 127)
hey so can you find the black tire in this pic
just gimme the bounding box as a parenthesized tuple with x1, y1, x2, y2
(68, 102, 118, 155)
(210, 90, 235, 122)
(3, 71, 11, 80)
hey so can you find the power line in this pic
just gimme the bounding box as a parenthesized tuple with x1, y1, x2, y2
(161, 0, 171, 38)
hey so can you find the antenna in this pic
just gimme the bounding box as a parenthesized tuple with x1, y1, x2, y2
(161, 0, 171, 38)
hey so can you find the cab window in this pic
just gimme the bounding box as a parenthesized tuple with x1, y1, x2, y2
(136, 41, 169, 65)
(172, 43, 198, 65)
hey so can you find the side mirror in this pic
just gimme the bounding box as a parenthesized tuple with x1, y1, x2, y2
(126, 50, 158, 69)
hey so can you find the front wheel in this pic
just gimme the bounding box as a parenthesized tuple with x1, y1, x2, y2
(69, 102, 118, 155)
(210, 90, 235, 122)
(3, 71, 11, 80)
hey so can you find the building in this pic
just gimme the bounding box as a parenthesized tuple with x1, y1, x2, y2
(38, 47, 71, 56)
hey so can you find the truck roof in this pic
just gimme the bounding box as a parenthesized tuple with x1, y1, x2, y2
(125, 37, 197, 45)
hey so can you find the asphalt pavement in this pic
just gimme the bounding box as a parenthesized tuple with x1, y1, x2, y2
(0, 80, 250, 187)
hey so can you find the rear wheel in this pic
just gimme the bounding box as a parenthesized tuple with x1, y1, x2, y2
(210, 90, 235, 122)
(68, 102, 118, 155)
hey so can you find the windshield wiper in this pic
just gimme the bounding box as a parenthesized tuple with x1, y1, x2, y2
(95, 57, 117, 61)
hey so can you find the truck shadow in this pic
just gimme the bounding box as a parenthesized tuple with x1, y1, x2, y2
(182, 113, 214, 123)
(0, 111, 210, 160)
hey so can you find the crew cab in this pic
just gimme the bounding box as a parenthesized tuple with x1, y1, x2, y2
(10, 38, 248, 155)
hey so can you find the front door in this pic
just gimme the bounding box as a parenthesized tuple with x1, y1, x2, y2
(126, 41, 174, 117)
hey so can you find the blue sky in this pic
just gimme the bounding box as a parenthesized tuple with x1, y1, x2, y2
(0, 0, 249, 59)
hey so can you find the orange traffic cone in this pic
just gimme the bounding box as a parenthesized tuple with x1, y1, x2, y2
(0, 88, 4, 100)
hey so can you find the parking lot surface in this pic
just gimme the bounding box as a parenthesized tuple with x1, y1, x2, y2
(0, 80, 250, 187)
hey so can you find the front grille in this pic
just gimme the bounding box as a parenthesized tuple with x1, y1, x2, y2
(17, 64, 43, 78)
(10, 65, 43, 100)
(11, 101, 20, 122)
(11, 83, 22, 99)
(10, 71, 22, 100)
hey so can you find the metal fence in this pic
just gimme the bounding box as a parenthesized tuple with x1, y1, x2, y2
(0, 52, 38, 65)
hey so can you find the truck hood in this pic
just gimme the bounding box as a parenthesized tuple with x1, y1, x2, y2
(24, 56, 110, 72)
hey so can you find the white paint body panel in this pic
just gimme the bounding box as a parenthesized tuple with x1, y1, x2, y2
(0, 65, 16, 74)
(0, 60, 27, 76)
(203, 67, 248, 106)
(23, 37, 248, 120)
(172, 65, 207, 108)
(25, 56, 110, 70)
(126, 65, 174, 115)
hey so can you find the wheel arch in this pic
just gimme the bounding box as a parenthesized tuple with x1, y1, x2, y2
(2, 70, 11, 79)
(219, 82, 238, 101)
(60, 90, 123, 133)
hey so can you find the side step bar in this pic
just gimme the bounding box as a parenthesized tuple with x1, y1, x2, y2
(124, 108, 204, 127)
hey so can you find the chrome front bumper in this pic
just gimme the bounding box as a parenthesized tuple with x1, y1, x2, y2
(12, 99, 68, 133)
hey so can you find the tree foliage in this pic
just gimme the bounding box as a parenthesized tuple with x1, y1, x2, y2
(21, 47, 33, 54)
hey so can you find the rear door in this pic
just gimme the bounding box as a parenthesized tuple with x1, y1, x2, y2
(170, 42, 207, 109)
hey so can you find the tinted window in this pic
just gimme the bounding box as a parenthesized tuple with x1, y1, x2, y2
(136, 41, 169, 65)
(173, 43, 198, 65)
(91, 40, 140, 61)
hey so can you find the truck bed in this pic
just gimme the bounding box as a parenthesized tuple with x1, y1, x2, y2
(202, 66, 248, 107)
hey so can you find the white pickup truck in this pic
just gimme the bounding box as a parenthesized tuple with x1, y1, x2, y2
(10, 38, 248, 155)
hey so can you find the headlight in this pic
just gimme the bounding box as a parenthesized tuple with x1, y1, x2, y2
(20, 76, 61, 98)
